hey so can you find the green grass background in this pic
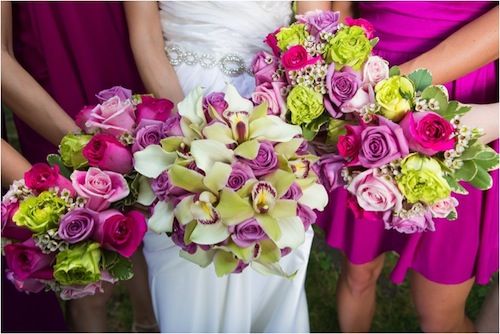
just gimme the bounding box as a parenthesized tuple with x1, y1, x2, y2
(3, 108, 495, 332)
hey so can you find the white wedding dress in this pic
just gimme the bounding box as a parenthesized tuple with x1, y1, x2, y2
(143, 2, 314, 332)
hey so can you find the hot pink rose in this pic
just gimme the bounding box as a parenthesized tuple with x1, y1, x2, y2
(430, 197, 459, 218)
(136, 96, 174, 123)
(264, 28, 282, 57)
(4, 238, 54, 281)
(2, 202, 32, 241)
(251, 51, 280, 86)
(337, 125, 362, 164)
(345, 17, 375, 39)
(281, 45, 320, 71)
(399, 111, 456, 156)
(383, 210, 435, 234)
(82, 134, 133, 174)
(71, 167, 129, 211)
(347, 169, 403, 212)
(346, 194, 382, 222)
(75, 105, 96, 132)
(86, 96, 136, 137)
(24, 163, 74, 195)
(252, 82, 287, 118)
(94, 210, 147, 257)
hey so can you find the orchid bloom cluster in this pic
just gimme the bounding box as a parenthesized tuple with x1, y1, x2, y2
(314, 65, 499, 234)
(133, 85, 328, 277)
(1, 163, 146, 299)
(251, 10, 384, 141)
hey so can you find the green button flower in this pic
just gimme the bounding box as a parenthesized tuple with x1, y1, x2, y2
(276, 24, 309, 51)
(287, 86, 324, 125)
(54, 242, 102, 286)
(323, 26, 372, 71)
(60, 134, 92, 169)
(375, 75, 415, 122)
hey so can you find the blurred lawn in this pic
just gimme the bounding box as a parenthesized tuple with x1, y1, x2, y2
(2, 108, 494, 332)
(106, 227, 495, 332)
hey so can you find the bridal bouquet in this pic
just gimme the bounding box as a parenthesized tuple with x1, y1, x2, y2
(316, 68, 499, 233)
(0, 86, 175, 298)
(133, 85, 328, 277)
(251, 10, 383, 145)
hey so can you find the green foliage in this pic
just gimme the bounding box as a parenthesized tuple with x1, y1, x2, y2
(455, 143, 499, 190)
(389, 66, 400, 77)
(102, 250, 134, 281)
(47, 154, 73, 179)
(439, 100, 471, 121)
(302, 113, 331, 141)
(421, 86, 449, 113)
(407, 68, 432, 92)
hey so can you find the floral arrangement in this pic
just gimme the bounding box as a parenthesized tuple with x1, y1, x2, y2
(133, 85, 328, 277)
(0, 86, 175, 298)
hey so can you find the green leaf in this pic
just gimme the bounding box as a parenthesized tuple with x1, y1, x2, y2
(47, 154, 72, 179)
(101, 250, 120, 270)
(454, 160, 477, 182)
(438, 101, 471, 121)
(443, 174, 469, 195)
(468, 165, 493, 190)
(407, 68, 432, 92)
(460, 142, 486, 160)
(326, 119, 349, 145)
(389, 66, 400, 77)
(446, 210, 458, 221)
(108, 255, 134, 281)
(475, 156, 499, 171)
(421, 86, 449, 114)
(302, 127, 317, 141)
(475, 146, 498, 160)
(369, 37, 379, 47)
(213, 250, 239, 277)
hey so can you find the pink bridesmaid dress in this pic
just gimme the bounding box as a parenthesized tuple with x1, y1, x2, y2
(318, 1, 498, 285)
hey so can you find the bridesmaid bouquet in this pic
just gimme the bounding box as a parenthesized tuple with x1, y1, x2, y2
(133, 85, 328, 277)
(317, 68, 499, 233)
(251, 10, 382, 145)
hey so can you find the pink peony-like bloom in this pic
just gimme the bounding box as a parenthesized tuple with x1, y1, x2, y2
(399, 111, 456, 156)
(4, 238, 54, 282)
(345, 17, 375, 39)
(86, 96, 136, 137)
(347, 169, 403, 212)
(430, 197, 459, 218)
(136, 96, 174, 123)
(252, 82, 287, 118)
(71, 167, 129, 211)
(281, 45, 320, 71)
(383, 210, 435, 234)
(24, 163, 74, 195)
(94, 210, 147, 258)
(363, 56, 389, 86)
(251, 51, 280, 85)
(82, 134, 133, 174)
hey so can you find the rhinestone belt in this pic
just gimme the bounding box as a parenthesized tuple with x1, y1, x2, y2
(165, 45, 252, 77)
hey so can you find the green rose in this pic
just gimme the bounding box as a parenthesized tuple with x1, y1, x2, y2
(323, 26, 372, 70)
(397, 154, 451, 204)
(60, 134, 92, 169)
(287, 86, 325, 125)
(54, 242, 102, 286)
(276, 23, 309, 51)
(375, 76, 415, 121)
(13, 191, 68, 233)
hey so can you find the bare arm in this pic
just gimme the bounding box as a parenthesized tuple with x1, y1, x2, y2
(461, 103, 499, 144)
(399, 6, 499, 85)
(331, 1, 353, 22)
(1, 2, 79, 146)
(124, 1, 184, 107)
(296, 1, 331, 15)
(1, 139, 31, 185)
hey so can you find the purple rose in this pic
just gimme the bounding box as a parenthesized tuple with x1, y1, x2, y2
(326, 64, 361, 108)
(296, 137, 310, 155)
(312, 154, 345, 192)
(241, 142, 278, 177)
(281, 183, 302, 200)
(96, 86, 132, 102)
(171, 220, 197, 254)
(297, 203, 317, 230)
(232, 260, 249, 274)
(298, 10, 340, 36)
(231, 218, 267, 248)
(226, 162, 255, 191)
(162, 114, 184, 137)
(132, 121, 163, 153)
(251, 51, 280, 86)
(58, 208, 98, 243)
(358, 116, 409, 168)
(203, 92, 228, 121)
(151, 172, 172, 201)
(383, 210, 435, 234)
(251, 82, 287, 118)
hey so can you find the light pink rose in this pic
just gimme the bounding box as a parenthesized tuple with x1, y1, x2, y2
(363, 56, 389, 86)
(251, 51, 280, 86)
(347, 169, 403, 212)
(383, 210, 435, 234)
(340, 85, 374, 113)
(59, 271, 117, 300)
(71, 167, 129, 211)
(430, 197, 459, 218)
(86, 96, 136, 137)
(251, 82, 287, 118)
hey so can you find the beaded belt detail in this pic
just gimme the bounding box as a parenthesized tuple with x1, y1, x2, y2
(165, 45, 252, 77)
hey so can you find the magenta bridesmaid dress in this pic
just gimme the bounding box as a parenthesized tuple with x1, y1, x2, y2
(3, 2, 144, 331)
(318, 1, 499, 285)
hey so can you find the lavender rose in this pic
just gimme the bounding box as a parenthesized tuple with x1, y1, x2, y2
(226, 162, 255, 191)
(231, 218, 267, 248)
(151, 172, 173, 201)
(162, 114, 184, 137)
(251, 51, 280, 86)
(298, 10, 339, 37)
(203, 92, 228, 121)
(96, 86, 132, 102)
(232, 260, 250, 274)
(383, 210, 435, 234)
(326, 64, 361, 109)
(297, 204, 316, 230)
(252, 82, 287, 118)
(132, 121, 163, 153)
(281, 183, 303, 200)
(171, 221, 197, 254)
(358, 116, 409, 168)
(241, 142, 278, 177)
(58, 208, 98, 243)
(312, 154, 345, 192)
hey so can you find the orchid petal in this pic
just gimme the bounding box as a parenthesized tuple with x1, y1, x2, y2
(226, 241, 254, 262)
(179, 248, 215, 268)
(137, 176, 155, 206)
(168, 165, 207, 193)
(234, 140, 260, 160)
(148, 201, 175, 233)
(274, 139, 304, 159)
(264, 169, 296, 197)
(204, 162, 232, 193)
(250, 115, 302, 142)
(249, 101, 269, 122)
(298, 183, 329, 211)
(224, 84, 253, 113)
(271, 200, 297, 219)
(202, 122, 235, 144)
(216, 188, 254, 225)
(190, 222, 230, 245)
(133, 145, 177, 178)
(256, 239, 281, 264)
(256, 214, 281, 243)
(275, 216, 305, 249)
(160, 136, 184, 152)
(236, 179, 258, 198)
(190, 139, 234, 173)
(178, 86, 205, 125)
(180, 117, 199, 143)
(251, 261, 297, 279)
(213, 250, 239, 277)
(174, 195, 195, 225)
